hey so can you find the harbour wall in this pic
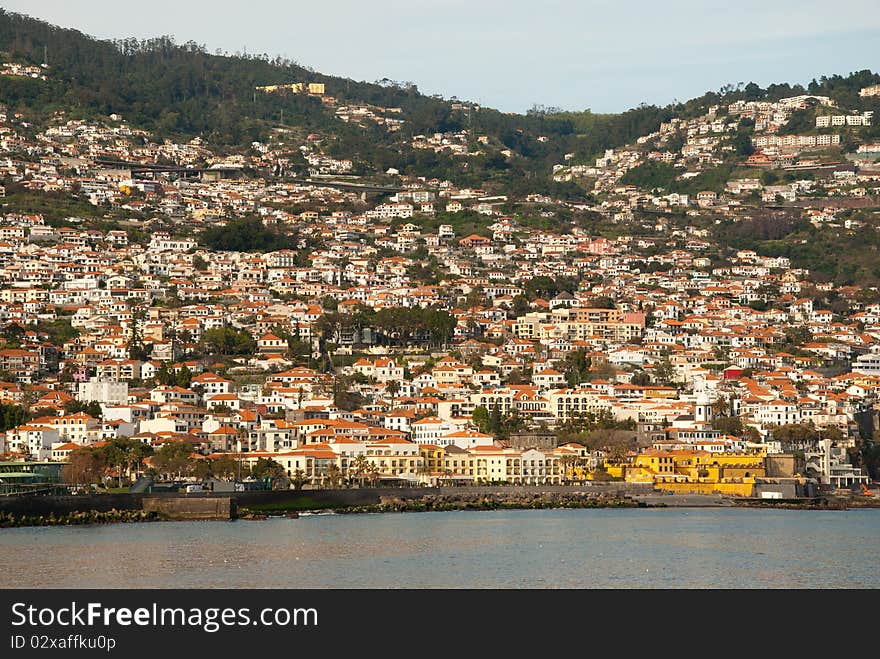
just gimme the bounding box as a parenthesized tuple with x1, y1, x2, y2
(142, 496, 235, 520)
(0, 483, 654, 518)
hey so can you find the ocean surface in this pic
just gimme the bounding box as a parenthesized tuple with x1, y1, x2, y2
(2, 508, 879, 588)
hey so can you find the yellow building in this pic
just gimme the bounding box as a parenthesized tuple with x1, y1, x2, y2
(364, 439, 422, 478)
(442, 446, 474, 482)
(468, 446, 523, 484)
(256, 82, 324, 95)
(417, 444, 445, 484)
(643, 386, 678, 399)
(619, 449, 766, 496)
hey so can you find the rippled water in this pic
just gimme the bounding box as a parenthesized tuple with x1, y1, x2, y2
(2, 508, 879, 588)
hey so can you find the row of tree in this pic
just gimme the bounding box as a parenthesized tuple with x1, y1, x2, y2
(61, 439, 295, 491)
(62, 436, 154, 489)
(317, 306, 456, 348)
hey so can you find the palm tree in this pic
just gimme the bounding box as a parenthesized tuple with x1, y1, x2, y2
(351, 455, 368, 487)
(560, 455, 578, 484)
(365, 462, 380, 487)
(416, 460, 432, 486)
(325, 464, 343, 489)
(441, 468, 453, 487)
(290, 469, 307, 491)
(386, 379, 400, 408)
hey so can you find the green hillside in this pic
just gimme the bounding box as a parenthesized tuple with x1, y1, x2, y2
(3, 9, 878, 199)
(0, 9, 670, 196)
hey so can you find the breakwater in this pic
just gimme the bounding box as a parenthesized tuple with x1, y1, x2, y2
(235, 483, 654, 513)
(3, 483, 866, 526)
(0, 493, 236, 525)
(337, 491, 642, 514)
(0, 484, 654, 526)
(0, 509, 162, 528)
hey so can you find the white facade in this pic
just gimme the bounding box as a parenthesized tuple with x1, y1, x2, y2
(852, 353, 880, 375)
(5, 425, 59, 459)
(78, 378, 129, 405)
(411, 417, 454, 445)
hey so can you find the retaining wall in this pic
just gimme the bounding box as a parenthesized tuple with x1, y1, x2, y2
(0, 483, 654, 518)
(142, 497, 235, 520)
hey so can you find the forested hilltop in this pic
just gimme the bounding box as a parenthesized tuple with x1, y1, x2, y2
(2, 8, 875, 198)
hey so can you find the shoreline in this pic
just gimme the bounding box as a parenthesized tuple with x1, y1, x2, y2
(240, 490, 880, 518)
(0, 509, 164, 528)
(239, 494, 644, 518)
(1, 491, 878, 528)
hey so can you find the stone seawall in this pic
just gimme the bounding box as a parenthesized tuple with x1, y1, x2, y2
(0, 494, 144, 516)
(142, 497, 235, 520)
(0, 484, 654, 522)
(234, 483, 655, 512)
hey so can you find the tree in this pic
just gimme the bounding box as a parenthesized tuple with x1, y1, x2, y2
(176, 365, 192, 388)
(510, 294, 530, 317)
(0, 403, 28, 432)
(386, 380, 400, 407)
(324, 464, 343, 489)
(464, 287, 484, 308)
(251, 458, 289, 489)
(783, 325, 812, 347)
(589, 360, 616, 382)
(351, 455, 369, 487)
(211, 455, 240, 481)
(201, 217, 298, 252)
(151, 441, 195, 481)
(712, 415, 744, 437)
(59, 363, 75, 383)
(155, 361, 173, 385)
(772, 423, 820, 451)
(860, 440, 880, 480)
(590, 296, 615, 309)
(731, 130, 755, 156)
(561, 348, 591, 386)
(365, 462, 380, 487)
(1, 323, 24, 346)
(630, 371, 651, 386)
(559, 454, 579, 484)
(489, 403, 502, 437)
(619, 161, 676, 191)
(190, 459, 213, 481)
(779, 106, 815, 135)
(200, 327, 256, 356)
(34, 318, 80, 345)
(290, 469, 308, 491)
(100, 436, 153, 487)
(333, 374, 365, 411)
(62, 447, 106, 492)
(653, 358, 675, 386)
(472, 406, 490, 434)
(63, 400, 103, 418)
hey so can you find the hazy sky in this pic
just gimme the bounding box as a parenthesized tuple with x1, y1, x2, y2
(3, 1, 878, 113)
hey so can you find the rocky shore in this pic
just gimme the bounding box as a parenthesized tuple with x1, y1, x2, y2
(0, 509, 163, 528)
(729, 496, 880, 510)
(240, 491, 643, 517)
(5, 490, 877, 526)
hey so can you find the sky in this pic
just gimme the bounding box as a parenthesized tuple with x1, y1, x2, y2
(2, 1, 878, 114)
